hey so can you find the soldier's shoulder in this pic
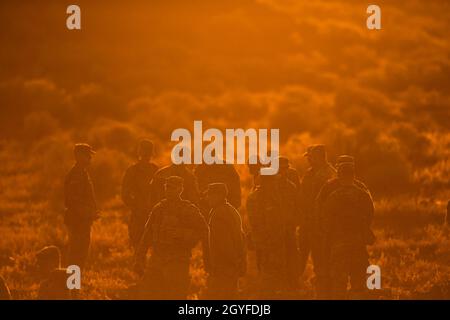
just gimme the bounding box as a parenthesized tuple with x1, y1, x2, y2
(355, 179, 369, 191)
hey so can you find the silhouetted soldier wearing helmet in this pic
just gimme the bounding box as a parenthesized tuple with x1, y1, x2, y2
(298, 144, 336, 298)
(323, 162, 374, 299)
(64, 143, 98, 270)
(135, 176, 210, 299)
(247, 174, 298, 297)
(122, 140, 158, 250)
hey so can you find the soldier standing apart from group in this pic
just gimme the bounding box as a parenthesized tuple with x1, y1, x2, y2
(64, 143, 98, 270)
(205, 183, 246, 299)
(247, 173, 298, 297)
(298, 144, 336, 298)
(322, 161, 374, 299)
(122, 140, 158, 251)
(135, 176, 210, 299)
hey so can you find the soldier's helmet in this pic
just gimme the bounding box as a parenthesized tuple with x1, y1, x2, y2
(74, 143, 95, 157)
(138, 139, 154, 157)
(207, 183, 228, 199)
(36, 246, 61, 270)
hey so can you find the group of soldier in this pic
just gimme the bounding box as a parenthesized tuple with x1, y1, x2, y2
(0, 139, 376, 300)
(58, 139, 376, 300)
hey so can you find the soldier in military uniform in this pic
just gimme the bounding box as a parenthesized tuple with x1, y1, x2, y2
(298, 144, 336, 297)
(122, 140, 159, 250)
(205, 183, 246, 299)
(151, 164, 200, 206)
(247, 174, 298, 297)
(195, 163, 242, 217)
(64, 143, 98, 270)
(135, 176, 210, 299)
(36, 246, 71, 300)
(323, 162, 374, 299)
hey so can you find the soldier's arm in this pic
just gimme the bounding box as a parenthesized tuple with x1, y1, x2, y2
(121, 167, 134, 207)
(194, 207, 211, 273)
(134, 206, 158, 274)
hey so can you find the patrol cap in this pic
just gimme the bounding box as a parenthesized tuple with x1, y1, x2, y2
(138, 139, 154, 156)
(303, 144, 326, 158)
(337, 161, 355, 175)
(74, 143, 95, 157)
(207, 183, 228, 197)
(336, 155, 355, 166)
(36, 246, 61, 266)
(165, 176, 184, 188)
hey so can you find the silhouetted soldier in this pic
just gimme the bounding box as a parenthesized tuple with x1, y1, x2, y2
(205, 183, 246, 299)
(64, 143, 98, 270)
(135, 176, 210, 299)
(36, 246, 71, 300)
(0, 276, 11, 300)
(122, 140, 158, 250)
(278, 156, 301, 189)
(151, 164, 200, 206)
(323, 162, 374, 299)
(298, 144, 336, 297)
(195, 163, 242, 215)
(247, 174, 298, 297)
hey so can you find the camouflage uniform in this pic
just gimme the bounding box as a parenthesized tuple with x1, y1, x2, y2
(247, 175, 298, 296)
(64, 163, 97, 269)
(135, 197, 209, 299)
(195, 163, 242, 214)
(206, 184, 246, 299)
(323, 184, 374, 299)
(122, 160, 158, 249)
(298, 156, 336, 296)
(151, 164, 200, 206)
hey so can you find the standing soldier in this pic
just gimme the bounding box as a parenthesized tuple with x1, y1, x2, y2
(247, 174, 298, 297)
(122, 140, 158, 251)
(151, 164, 200, 206)
(195, 163, 242, 216)
(323, 162, 374, 299)
(135, 176, 210, 299)
(298, 144, 336, 297)
(64, 143, 98, 270)
(205, 183, 246, 299)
